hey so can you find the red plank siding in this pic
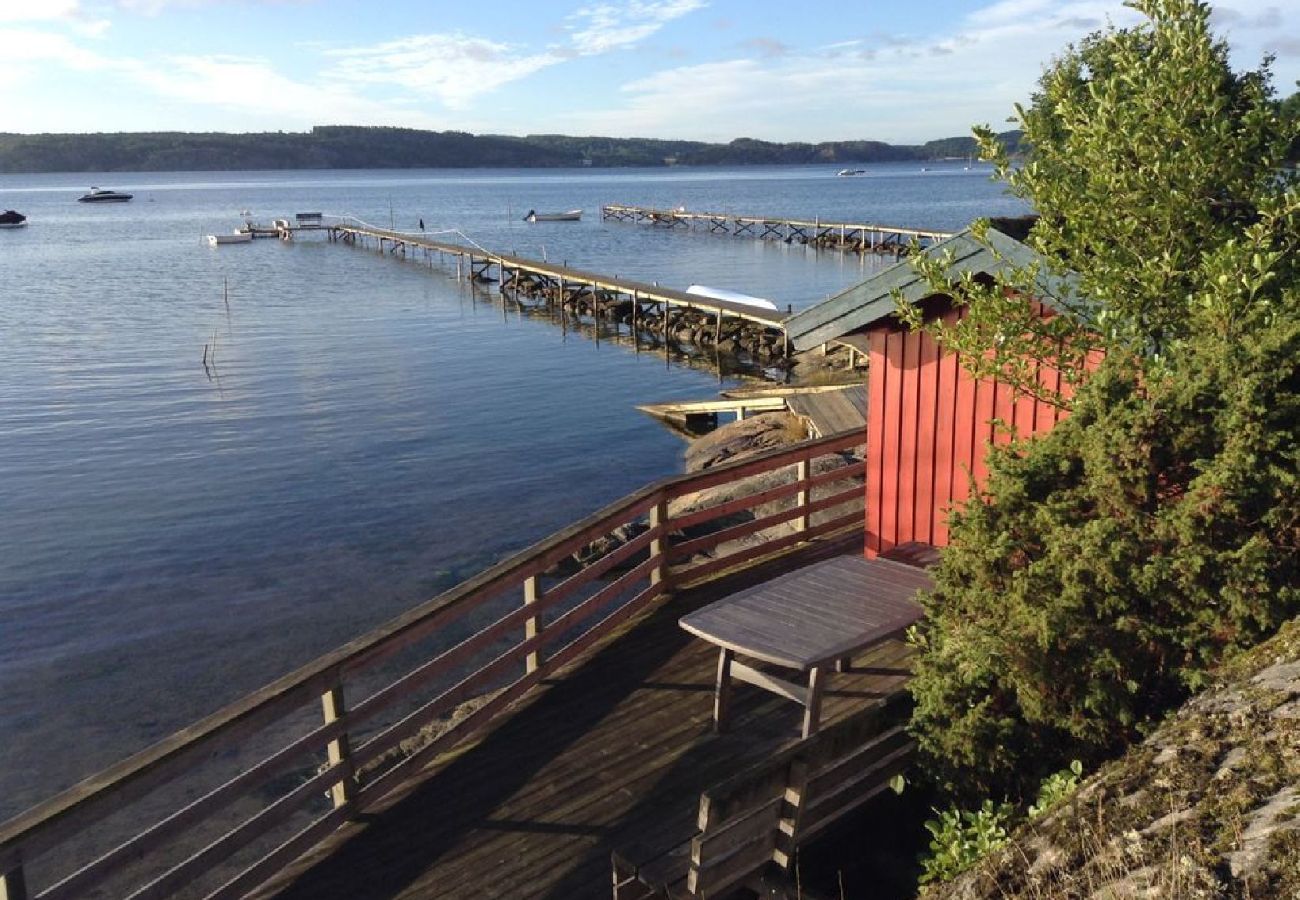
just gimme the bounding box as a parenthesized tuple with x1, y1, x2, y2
(864, 302, 1102, 555)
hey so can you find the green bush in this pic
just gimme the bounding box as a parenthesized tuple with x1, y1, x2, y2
(908, 315, 1300, 801)
(919, 800, 1013, 884)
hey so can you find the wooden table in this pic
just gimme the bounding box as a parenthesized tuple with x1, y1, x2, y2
(679, 554, 933, 738)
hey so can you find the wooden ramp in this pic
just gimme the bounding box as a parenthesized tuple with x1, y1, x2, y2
(786, 385, 868, 437)
(251, 541, 912, 900)
(639, 385, 868, 439)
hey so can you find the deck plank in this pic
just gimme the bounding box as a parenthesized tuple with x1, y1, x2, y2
(251, 541, 913, 900)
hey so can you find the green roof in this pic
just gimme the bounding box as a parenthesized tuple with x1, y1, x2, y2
(785, 227, 1078, 352)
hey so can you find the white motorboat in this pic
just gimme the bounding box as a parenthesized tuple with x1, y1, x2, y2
(78, 187, 133, 203)
(837, 169, 866, 176)
(523, 208, 582, 222)
(684, 284, 780, 311)
(207, 231, 253, 246)
(0, 209, 27, 228)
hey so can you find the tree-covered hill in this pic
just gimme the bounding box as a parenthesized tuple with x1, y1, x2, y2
(0, 125, 1024, 173)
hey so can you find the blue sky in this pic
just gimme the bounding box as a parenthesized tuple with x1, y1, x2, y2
(3, 0, 1297, 142)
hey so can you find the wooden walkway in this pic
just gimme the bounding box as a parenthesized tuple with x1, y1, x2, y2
(787, 385, 868, 437)
(601, 205, 954, 255)
(251, 541, 912, 900)
(638, 384, 868, 439)
(326, 223, 792, 364)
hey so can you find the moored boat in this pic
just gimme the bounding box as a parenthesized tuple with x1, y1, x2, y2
(0, 209, 27, 228)
(207, 231, 253, 246)
(78, 187, 133, 203)
(523, 208, 582, 222)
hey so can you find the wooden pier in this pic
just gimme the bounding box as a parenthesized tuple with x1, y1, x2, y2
(0, 432, 918, 900)
(601, 204, 954, 255)
(639, 384, 868, 439)
(327, 224, 792, 364)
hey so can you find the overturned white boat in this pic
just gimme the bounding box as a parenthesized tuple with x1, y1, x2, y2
(207, 231, 253, 246)
(684, 284, 780, 311)
(523, 208, 582, 222)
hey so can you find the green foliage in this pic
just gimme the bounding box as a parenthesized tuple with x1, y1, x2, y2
(904, 0, 1300, 803)
(918, 762, 1085, 884)
(918, 800, 1013, 883)
(912, 0, 1296, 408)
(910, 304, 1300, 799)
(1028, 760, 1083, 819)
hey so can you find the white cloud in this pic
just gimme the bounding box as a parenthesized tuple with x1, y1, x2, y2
(324, 34, 561, 110)
(567, 0, 707, 55)
(0, 0, 82, 21)
(127, 54, 436, 127)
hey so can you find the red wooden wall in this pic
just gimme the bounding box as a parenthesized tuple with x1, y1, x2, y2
(864, 305, 1096, 556)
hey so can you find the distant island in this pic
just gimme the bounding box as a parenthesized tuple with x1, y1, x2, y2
(0, 125, 1024, 173)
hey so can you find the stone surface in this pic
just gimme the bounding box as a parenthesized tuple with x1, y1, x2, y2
(930, 618, 1300, 899)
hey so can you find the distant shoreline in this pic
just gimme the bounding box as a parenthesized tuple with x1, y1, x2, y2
(0, 125, 1023, 175)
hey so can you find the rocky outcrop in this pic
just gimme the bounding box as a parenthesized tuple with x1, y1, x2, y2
(935, 619, 1300, 899)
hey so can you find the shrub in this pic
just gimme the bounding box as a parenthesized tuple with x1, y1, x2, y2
(908, 314, 1300, 801)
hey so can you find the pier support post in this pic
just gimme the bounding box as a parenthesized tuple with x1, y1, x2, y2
(320, 684, 357, 816)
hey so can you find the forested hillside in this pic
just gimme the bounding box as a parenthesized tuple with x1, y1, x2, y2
(0, 125, 1023, 172)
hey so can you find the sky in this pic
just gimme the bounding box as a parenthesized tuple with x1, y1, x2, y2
(2, 0, 1297, 143)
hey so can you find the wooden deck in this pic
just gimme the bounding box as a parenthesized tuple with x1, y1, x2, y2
(251, 540, 912, 900)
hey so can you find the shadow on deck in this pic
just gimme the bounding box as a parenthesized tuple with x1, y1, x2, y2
(251, 537, 913, 900)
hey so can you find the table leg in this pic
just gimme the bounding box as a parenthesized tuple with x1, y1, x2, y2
(714, 648, 734, 733)
(802, 666, 826, 738)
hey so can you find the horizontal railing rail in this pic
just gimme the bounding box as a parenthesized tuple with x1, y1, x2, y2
(0, 429, 865, 900)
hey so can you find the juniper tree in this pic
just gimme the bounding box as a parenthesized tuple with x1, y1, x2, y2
(905, 0, 1300, 800)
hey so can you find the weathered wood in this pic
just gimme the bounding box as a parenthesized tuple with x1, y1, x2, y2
(689, 797, 782, 868)
(729, 661, 807, 706)
(802, 667, 827, 738)
(320, 685, 356, 814)
(0, 868, 27, 900)
(524, 575, 541, 674)
(713, 649, 734, 733)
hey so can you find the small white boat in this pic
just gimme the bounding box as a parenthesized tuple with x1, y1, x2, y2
(207, 231, 253, 246)
(523, 208, 582, 222)
(0, 209, 27, 228)
(78, 187, 133, 203)
(685, 284, 779, 311)
(837, 169, 866, 176)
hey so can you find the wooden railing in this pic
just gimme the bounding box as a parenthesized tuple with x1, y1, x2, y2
(0, 431, 865, 900)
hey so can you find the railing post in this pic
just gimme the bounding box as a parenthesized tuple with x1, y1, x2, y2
(1, 866, 29, 900)
(649, 495, 671, 595)
(524, 575, 541, 673)
(320, 683, 357, 816)
(796, 457, 811, 533)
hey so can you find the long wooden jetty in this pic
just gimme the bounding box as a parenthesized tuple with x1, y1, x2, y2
(601, 204, 954, 255)
(0, 431, 920, 900)
(327, 223, 792, 363)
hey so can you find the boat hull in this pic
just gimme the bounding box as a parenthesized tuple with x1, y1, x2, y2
(525, 209, 582, 222)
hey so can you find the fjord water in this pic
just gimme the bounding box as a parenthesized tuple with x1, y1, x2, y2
(0, 164, 1027, 819)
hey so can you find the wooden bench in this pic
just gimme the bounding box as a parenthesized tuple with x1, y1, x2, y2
(612, 691, 915, 899)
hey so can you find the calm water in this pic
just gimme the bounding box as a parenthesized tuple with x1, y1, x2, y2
(0, 163, 1027, 819)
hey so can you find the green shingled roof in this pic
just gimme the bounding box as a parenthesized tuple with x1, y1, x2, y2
(785, 227, 1078, 353)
